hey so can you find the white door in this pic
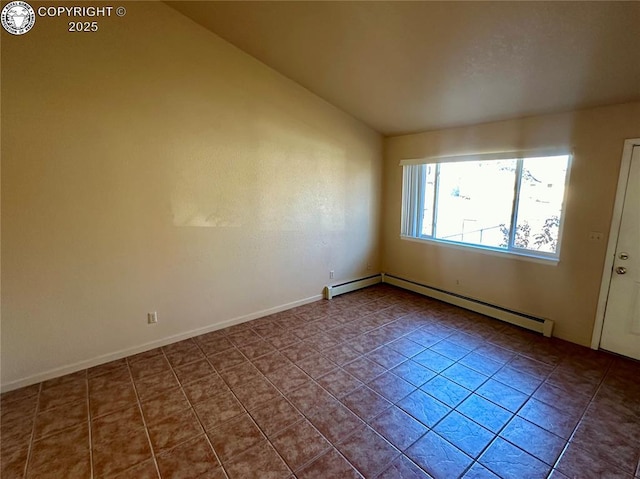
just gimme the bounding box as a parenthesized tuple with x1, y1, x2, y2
(601, 145, 640, 360)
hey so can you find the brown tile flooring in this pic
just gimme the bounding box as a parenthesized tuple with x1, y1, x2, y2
(1, 285, 640, 479)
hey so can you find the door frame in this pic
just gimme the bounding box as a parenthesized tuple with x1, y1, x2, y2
(591, 138, 640, 350)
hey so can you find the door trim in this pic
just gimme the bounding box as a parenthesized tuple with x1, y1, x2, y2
(591, 138, 640, 350)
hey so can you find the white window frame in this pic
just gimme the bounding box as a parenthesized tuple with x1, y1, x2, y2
(400, 150, 572, 263)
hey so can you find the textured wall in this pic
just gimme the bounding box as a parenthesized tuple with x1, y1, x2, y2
(1, 3, 382, 388)
(382, 102, 640, 346)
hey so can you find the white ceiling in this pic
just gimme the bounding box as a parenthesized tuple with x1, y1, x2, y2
(167, 1, 640, 136)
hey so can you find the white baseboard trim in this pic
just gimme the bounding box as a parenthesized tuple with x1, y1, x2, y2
(382, 273, 554, 338)
(1, 294, 323, 393)
(324, 274, 383, 299)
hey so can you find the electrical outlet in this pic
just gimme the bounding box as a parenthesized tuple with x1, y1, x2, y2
(147, 312, 158, 324)
(589, 232, 603, 242)
(330, 270, 334, 279)
(366, 263, 372, 271)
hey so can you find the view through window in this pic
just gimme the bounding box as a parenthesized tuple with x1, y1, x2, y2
(401, 154, 570, 259)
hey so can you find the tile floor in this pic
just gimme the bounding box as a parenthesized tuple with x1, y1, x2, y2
(1, 284, 639, 479)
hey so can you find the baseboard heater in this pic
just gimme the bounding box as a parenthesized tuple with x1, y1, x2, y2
(323, 274, 383, 299)
(323, 273, 553, 337)
(382, 273, 553, 337)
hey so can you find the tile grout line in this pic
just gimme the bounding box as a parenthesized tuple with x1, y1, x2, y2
(479, 349, 617, 478)
(403, 347, 500, 478)
(202, 433, 231, 479)
(263, 306, 458, 477)
(549, 357, 618, 476)
(154, 345, 235, 478)
(86, 372, 94, 479)
(203, 332, 320, 477)
(189, 338, 242, 478)
(256, 310, 430, 476)
(458, 351, 563, 478)
(205, 322, 370, 477)
(21, 382, 43, 479)
(383, 338, 563, 478)
(319, 295, 454, 477)
(126, 356, 163, 479)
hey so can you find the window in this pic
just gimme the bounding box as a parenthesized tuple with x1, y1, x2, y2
(401, 152, 571, 260)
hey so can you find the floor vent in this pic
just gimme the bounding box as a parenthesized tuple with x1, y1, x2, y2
(382, 273, 554, 337)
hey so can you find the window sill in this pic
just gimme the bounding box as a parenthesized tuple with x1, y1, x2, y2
(399, 235, 560, 266)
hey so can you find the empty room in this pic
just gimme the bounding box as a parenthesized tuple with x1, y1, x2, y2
(1, 1, 639, 478)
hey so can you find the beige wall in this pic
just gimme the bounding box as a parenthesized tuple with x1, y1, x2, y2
(382, 102, 640, 347)
(1, 3, 382, 389)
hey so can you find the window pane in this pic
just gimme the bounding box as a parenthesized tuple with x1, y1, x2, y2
(435, 160, 517, 248)
(421, 164, 436, 236)
(514, 155, 569, 254)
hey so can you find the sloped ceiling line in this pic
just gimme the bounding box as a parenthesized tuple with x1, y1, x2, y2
(167, 1, 640, 135)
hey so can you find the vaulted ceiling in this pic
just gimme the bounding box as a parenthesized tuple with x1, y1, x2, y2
(167, 1, 640, 136)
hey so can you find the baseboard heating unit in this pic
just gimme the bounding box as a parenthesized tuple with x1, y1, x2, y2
(323, 272, 553, 337)
(382, 273, 554, 337)
(323, 274, 383, 299)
